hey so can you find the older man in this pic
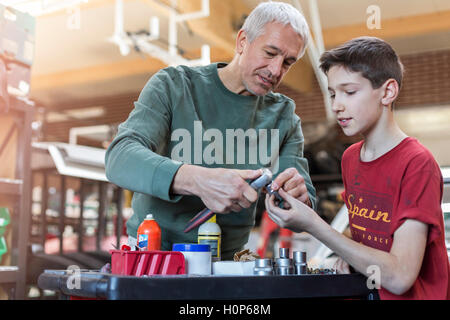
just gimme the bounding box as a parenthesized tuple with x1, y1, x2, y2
(105, 2, 316, 260)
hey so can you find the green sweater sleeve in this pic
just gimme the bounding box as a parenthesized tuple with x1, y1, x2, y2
(105, 69, 183, 202)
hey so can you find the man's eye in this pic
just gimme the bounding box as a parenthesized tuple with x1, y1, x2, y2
(265, 51, 275, 57)
(346, 91, 356, 95)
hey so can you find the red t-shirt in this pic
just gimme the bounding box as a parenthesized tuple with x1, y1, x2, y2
(341, 137, 450, 300)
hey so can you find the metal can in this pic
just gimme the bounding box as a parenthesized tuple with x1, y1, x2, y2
(253, 258, 274, 276)
(279, 247, 290, 259)
(274, 258, 294, 275)
(293, 251, 307, 275)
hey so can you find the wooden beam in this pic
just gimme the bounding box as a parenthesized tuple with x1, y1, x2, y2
(31, 46, 232, 92)
(174, 0, 249, 55)
(323, 10, 450, 48)
(31, 57, 166, 91)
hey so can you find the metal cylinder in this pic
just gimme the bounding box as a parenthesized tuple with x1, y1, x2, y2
(253, 258, 274, 276)
(293, 251, 307, 275)
(274, 258, 294, 275)
(279, 247, 290, 259)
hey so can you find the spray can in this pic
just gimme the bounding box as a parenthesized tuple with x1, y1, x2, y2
(198, 214, 221, 261)
(137, 214, 161, 251)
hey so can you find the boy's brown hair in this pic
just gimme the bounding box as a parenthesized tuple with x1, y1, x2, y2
(319, 36, 404, 106)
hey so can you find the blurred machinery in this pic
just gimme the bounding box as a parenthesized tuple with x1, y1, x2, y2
(0, 3, 36, 299)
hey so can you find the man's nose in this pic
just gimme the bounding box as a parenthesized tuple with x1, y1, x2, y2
(267, 57, 283, 79)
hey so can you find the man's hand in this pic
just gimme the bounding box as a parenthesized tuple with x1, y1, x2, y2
(172, 164, 262, 213)
(270, 168, 311, 208)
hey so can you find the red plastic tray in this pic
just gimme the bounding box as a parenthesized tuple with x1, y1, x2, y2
(110, 250, 185, 276)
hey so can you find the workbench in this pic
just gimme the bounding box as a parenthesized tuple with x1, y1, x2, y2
(38, 269, 375, 300)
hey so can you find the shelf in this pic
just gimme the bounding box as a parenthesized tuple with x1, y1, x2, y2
(8, 96, 35, 113)
(0, 178, 22, 196)
(31, 215, 98, 225)
(311, 174, 342, 183)
(0, 266, 19, 284)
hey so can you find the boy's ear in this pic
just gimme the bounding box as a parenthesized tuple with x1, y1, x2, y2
(381, 79, 399, 108)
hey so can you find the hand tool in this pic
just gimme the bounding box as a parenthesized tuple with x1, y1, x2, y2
(183, 168, 277, 233)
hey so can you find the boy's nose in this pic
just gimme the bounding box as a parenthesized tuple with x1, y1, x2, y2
(331, 98, 345, 113)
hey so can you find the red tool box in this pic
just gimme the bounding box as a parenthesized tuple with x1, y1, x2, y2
(110, 249, 186, 276)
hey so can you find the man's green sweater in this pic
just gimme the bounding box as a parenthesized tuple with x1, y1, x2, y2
(105, 63, 316, 260)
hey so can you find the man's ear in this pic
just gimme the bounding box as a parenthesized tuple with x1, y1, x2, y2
(381, 79, 399, 107)
(235, 29, 247, 55)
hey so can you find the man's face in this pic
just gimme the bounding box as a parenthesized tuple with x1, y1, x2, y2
(327, 65, 385, 137)
(237, 22, 304, 96)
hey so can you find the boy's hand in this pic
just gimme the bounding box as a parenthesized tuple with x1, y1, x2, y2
(333, 257, 351, 274)
(265, 188, 317, 232)
(271, 168, 312, 208)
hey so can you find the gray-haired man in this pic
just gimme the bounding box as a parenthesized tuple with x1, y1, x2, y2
(105, 1, 316, 260)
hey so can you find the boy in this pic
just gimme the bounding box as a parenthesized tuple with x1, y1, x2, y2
(265, 36, 450, 299)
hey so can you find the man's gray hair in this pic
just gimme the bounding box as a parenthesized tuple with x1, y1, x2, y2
(242, 1, 310, 59)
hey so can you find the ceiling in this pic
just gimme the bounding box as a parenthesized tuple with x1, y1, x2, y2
(4, 0, 450, 106)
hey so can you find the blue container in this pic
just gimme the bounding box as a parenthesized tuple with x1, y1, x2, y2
(172, 243, 211, 275)
(172, 243, 210, 252)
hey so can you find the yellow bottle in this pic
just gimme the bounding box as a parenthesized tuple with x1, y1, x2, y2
(198, 215, 221, 261)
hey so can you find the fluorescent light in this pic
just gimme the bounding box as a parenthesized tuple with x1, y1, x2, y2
(443, 203, 450, 214)
(65, 106, 104, 119)
(3, 0, 89, 17)
(46, 106, 104, 123)
(442, 167, 450, 179)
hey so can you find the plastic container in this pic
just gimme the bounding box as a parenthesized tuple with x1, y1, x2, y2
(110, 249, 185, 276)
(137, 214, 161, 251)
(173, 243, 211, 275)
(213, 261, 255, 275)
(198, 214, 221, 261)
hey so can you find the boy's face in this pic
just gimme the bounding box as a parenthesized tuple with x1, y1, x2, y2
(236, 22, 303, 96)
(327, 65, 385, 137)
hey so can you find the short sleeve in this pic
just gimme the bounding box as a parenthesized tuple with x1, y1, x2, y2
(394, 155, 444, 244)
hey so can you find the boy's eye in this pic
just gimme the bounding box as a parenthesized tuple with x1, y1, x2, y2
(346, 91, 356, 95)
(329, 93, 335, 99)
